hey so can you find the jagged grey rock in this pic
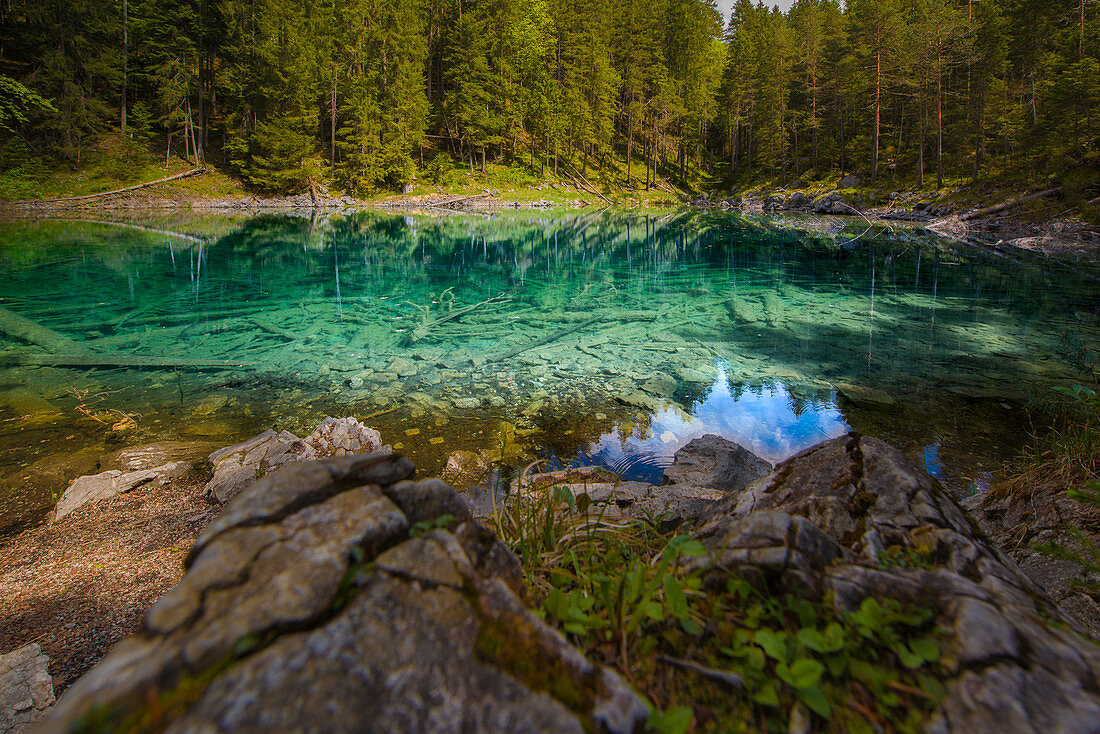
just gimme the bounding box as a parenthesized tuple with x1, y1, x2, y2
(203, 416, 388, 503)
(203, 429, 315, 503)
(689, 432, 1100, 733)
(39, 453, 648, 734)
(662, 434, 772, 495)
(0, 643, 54, 732)
(52, 461, 190, 521)
(303, 415, 385, 457)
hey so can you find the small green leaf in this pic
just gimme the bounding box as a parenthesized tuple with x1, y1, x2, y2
(680, 616, 703, 635)
(788, 658, 825, 688)
(576, 493, 591, 513)
(647, 706, 693, 734)
(796, 685, 832, 719)
(752, 680, 780, 707)
(893, 643, 925, 669)
(678, 539, 706, 557)
(755, 629, 789, 662)
(910, 637, 940, 663)
(664, 575, 688, 618)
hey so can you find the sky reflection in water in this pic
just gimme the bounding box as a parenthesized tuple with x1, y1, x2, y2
(581, 362, 851, 483)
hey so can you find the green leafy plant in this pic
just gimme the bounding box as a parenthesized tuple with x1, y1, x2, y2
(1035, 481, 1100, 593)
(410, 513, 456, 537)
(703, 579, 944, 730)
(423, 152, 454, 187)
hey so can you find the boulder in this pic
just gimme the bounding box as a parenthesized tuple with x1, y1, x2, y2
(203, 417, 388, 504)
(812, 191, 854, 215)
(106, 441, 221, 472)
(304, 416, 385, 457)
(0, 643, 54, 732)
(837, 173, 861, 189)
(785, 191, 812, 210)
(563, 480, 724, 531)
(662, 434, 772, 494)
(763, 194, 785, 212)
(203, 429, 315, 503)
(688, 432, 1100, 732)
(37, 454, 648, 734)
(53, 461, 191, 521)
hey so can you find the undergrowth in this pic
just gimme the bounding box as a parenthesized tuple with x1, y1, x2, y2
(488, 466, 947, 733)
(993, 330, 1100, 593)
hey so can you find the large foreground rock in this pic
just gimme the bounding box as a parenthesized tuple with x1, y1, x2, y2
(0, 643, 54, 732)
(39, 451, 647, 734)
(689, 432, 1100, 733)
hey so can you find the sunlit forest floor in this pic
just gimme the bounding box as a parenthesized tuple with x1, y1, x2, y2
(5, 133, 1096, 230)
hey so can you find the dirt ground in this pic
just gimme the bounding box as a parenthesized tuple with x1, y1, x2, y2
(0, 471, 215, 693)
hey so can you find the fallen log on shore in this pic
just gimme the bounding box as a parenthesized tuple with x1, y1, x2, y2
(959, 186, 1062, 222)
(4, 168, 207, 205)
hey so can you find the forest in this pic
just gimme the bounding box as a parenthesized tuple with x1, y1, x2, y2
(0, 0, 1096, 195)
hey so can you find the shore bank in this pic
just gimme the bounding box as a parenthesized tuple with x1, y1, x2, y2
(5, 425, 1100, 733)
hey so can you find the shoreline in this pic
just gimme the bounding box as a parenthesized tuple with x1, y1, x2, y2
(2, 182, 1097, 262)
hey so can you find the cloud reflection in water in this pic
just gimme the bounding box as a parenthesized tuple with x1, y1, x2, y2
(582, 362, 851, 484)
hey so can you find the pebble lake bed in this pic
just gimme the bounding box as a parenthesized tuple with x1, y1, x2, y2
(0, 207, 1098, 531)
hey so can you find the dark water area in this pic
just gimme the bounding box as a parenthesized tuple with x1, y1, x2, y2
(0, 209, 1096, 530)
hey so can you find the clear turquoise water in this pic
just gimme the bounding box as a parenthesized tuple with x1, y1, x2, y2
(0, 209, 1096, 529)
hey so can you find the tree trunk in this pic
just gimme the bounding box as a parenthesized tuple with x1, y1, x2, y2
(936, 63, 944, 189)
(330, 69, 337, 167)
(872, 47, 881, 182)
(810, 70, 818, 171)
(972, 87, 984, 182)
(918, 87, 925, 188)
(120, 0, 127, 131)
(626, 95, 633, 183)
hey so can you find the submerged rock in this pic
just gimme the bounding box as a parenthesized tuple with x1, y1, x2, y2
(53, 461, 191, 521)
(38, 453, 648, 734)
(304, 415, 385, 457)
(688, 433, 1100, 731)
(0, 643, 54, 732)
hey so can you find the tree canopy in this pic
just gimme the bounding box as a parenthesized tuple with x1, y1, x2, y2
(0, 0, 1095, 193)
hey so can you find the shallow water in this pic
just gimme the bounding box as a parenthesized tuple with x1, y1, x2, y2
(0, 209, 1097, 529)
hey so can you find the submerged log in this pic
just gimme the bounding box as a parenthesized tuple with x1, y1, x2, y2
(0, 306, 91, 354)
(488, 316, 603, 362)
(0, 352, 253, 370)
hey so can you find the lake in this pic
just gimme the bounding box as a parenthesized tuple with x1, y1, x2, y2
(0, 209, 1096, 530)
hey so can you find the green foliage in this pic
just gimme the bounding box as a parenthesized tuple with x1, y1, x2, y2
(423, 153, 455, 186)
(0, 76, 56, 132)
(711, 581, 944, 729)
(1035, 481, 1100, 594)
(646, 705, 693, 734)
(490, 470, 948, 731)
(409, 513, 456, 537)
(2, 0, 1096, 195)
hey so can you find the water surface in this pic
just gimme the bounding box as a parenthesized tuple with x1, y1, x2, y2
(0, 209, 1096, 529)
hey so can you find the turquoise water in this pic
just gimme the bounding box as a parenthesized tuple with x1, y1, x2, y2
(0, 209, 1097, 528)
